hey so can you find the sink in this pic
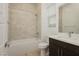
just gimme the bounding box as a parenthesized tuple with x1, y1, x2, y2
(53, 33, 69, 39)
(71, 34, 79, 39)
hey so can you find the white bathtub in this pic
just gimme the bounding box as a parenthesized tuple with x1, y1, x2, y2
(7, 38, 40, 56)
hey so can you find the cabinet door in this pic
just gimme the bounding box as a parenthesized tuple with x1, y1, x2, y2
(49, 45, 58, 56)
(49, 38, 61, 56)
(51, 45, 61, 56)
(62, 48, 77, 56)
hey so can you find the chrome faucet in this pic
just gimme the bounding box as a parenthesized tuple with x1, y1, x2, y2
(68, 32, 73, 38)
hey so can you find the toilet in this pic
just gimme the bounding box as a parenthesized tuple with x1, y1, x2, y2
(38, 42, 49, 56)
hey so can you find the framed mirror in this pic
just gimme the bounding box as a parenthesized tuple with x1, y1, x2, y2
(58, 3, 79, 33)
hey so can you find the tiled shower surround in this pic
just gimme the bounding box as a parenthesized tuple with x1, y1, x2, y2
(8, 4, 39, 40)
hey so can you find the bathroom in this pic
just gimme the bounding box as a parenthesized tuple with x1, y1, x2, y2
(0, 3, 49, 56)
(1, 3, 79, 56)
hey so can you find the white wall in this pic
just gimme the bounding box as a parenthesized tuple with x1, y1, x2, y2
(41, 4, 49, 42)
(40, 3, 59, 42)
(47, 3, 57, 35)
(0, 3, 8, 46)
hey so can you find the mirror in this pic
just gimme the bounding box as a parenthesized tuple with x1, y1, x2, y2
(59, 3, 79, 33)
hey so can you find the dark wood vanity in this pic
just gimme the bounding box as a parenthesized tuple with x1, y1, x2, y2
(49, 37, 79, 56)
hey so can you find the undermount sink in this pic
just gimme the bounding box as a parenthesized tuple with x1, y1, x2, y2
(53, 33, 69, 39)
(71, 34, 79, 38)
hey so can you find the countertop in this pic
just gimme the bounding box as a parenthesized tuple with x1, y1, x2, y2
(49, 35, 79, 46)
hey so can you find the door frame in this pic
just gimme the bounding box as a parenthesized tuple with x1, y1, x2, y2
(56, 3, 68, 32)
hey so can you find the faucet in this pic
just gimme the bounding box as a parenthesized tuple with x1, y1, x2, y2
(68, 32, 73, 38)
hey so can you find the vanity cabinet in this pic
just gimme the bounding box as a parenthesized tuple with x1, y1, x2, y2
(49, 38, 61, 56)
(49, 38, 79, 56)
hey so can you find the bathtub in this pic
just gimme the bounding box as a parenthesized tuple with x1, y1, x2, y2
(7, 38, 40, 56)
